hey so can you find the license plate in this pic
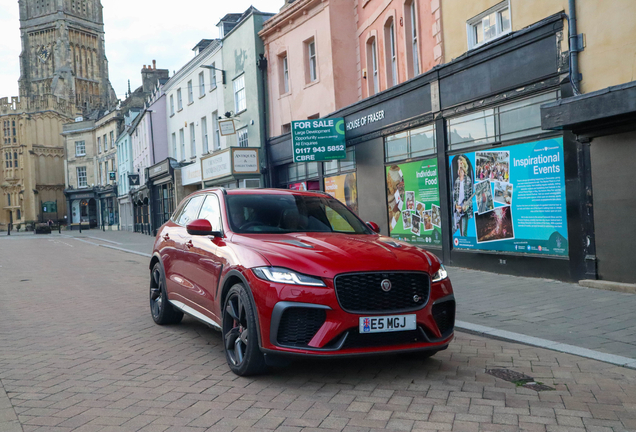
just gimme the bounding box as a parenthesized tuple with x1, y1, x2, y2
(359, 314, 417, 333)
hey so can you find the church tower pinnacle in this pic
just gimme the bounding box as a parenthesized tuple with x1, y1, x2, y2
(18, 0, 116, 113)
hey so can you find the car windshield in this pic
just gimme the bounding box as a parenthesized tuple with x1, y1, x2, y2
(226, 194, 372, 234)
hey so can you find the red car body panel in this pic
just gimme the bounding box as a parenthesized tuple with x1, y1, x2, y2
(152, 189, 455, 357)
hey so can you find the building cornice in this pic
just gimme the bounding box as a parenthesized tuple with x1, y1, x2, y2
(259, 0, 325, 39)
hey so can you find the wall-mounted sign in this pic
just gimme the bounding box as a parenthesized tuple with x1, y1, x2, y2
(291, 117, 346, 162)
(128, 174, 140, 186)
(201, 149, 232, 180)
(109, 171, 116, 180)
(232, 148, 260, 174)
(449, 137, 568, 256)
(219, 119, 236, 136)
(42, 201, 57, 213)
(181, 163, 202, 186)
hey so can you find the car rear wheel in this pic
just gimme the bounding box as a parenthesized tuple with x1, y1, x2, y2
(150, 262, 183, 325)
(222, 283, 267, 376)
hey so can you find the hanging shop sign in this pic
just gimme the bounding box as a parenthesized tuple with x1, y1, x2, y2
(324, 173, 358, 214)
(291, 117, 346, 162)
(219, 119, 236, 136)
(386, 158, 442, 246)
(128, 174, 140, 186)
(109, 171, 116, 181)
(448, 137, 568, 256)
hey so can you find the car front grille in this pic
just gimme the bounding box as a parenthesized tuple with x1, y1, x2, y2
(432, 300, 455, 337)
(341, 328, 424, 349)
(334, 272, 430, 313)
(276, 307, 326, 347)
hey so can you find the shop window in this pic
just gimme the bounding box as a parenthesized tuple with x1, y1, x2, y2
(386, 124, 436, 163)
(468, 1, 511, 49)
(324, 147, 356, 175)
(447, 92, 557, 150)
(284, 161, 319, 183)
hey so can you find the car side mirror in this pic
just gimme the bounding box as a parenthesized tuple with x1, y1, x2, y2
(366, 221, 381, 233)
(186, 219, 221, 237)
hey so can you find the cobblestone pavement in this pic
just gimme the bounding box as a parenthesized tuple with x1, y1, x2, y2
(1, 235, 636, 432)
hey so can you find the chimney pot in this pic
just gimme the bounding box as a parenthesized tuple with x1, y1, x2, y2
(152, 60, 156, 70)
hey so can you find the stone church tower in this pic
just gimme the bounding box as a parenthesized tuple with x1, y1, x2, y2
(18, 0, 117, 113)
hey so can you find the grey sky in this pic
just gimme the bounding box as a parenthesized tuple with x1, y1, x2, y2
(0, 0, 282, 101)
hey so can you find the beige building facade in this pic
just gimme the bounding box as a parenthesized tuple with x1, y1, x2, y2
(1, 95, 75, 228)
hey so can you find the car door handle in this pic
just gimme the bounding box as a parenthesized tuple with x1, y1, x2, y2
(185, 240, 193, 249)
(162, 233, 170, 241)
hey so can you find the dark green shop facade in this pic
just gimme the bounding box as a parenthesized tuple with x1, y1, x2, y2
(267, 14, 596, 282)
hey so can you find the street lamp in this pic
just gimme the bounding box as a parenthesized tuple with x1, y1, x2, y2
(201, 64, 226, 85)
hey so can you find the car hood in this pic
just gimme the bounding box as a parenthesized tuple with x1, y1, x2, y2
(230, 232, 435, 279)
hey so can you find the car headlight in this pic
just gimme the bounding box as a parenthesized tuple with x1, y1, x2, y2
(432, 264, 448, 282)
(252, 267, 326, 287)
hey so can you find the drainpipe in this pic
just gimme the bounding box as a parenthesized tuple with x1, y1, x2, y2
(568, 0, 581, 94)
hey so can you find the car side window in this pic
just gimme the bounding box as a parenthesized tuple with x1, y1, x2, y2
(198, 195, 222, 231)
(176, 195, 205, 226)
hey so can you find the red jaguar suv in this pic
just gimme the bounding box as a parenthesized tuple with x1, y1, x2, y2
(149, 188, 455, 376)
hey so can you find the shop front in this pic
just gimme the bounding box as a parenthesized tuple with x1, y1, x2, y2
(267, 14, 594, 282)
(146, 158, 180, 236)
(64, 189, 98, 229)
(97, 185, 118, 230)
(201, 147, 262, 189)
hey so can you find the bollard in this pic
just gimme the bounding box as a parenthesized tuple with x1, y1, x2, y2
(79, 222, 82, 233)
(58, 223, 61, 234)
(7, 223, 10, 236)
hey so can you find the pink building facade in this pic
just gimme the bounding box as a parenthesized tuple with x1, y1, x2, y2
(260, 0, 358, 138)
(356, 0, 443, 99)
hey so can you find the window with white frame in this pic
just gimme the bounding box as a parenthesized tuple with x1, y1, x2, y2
(468, 1, 511, 49)
(110, 131, 114, 149)
(386, 20, 398, 87)
(201, 116, 208, 153)
(280, 54, 289, 94)
(189, 123, 196, 157)
(171, 132, 177, 157)
(97, 136, 101, 153)
(410, 1, 419, 76)
(179, 128, 185, 160)
(198, 72, 205, 96)
(367, 38, 379, 95)
(170, 95, 174, 115)
(212, 112, 220, 150)
(307, 39, 317, 82)
(234, 75, 246, 113)
(177, 88, 183, 110)
(75, 140, 86, 156)
(210, 62, 217, 89)
(237, 127, 248, 147)
(187, 80, 193, 104)
(77, 166, 87, 188)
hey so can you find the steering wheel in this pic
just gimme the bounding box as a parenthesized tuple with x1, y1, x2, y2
(239, 221, 263, 230)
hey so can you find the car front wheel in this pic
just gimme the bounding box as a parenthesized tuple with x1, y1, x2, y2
(150, 262, 183, 325)
(222, 283, 267, 376)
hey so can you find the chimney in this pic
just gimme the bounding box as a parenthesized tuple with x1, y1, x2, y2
(152, 60, 156, 70)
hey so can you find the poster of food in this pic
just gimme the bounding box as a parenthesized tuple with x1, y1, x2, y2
(449, 137, 568, 255)
(324, 173, 358, 214)
(385, 158, 442, 246)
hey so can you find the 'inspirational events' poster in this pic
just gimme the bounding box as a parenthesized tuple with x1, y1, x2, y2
(386, 158, 442, 246)
(449, 137, 568, 255)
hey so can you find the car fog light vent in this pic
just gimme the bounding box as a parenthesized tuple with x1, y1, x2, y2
(277, 308, 326, 347)
(432, 300, 455, 336)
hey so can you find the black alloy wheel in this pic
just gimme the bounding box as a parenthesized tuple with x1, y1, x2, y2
(150, 262, 183, 325)
(222, 283, 267, 376)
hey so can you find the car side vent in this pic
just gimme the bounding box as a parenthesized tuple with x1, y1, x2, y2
(277, 307, 326, 347)
(432, 300, 456, 337)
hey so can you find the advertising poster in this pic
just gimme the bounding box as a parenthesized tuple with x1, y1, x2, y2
(324, 173, 358, 214)
(449, 137, 568, 255)
(386, 158, 442, 246)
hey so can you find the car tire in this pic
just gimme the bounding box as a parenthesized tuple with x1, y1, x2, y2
(150, 262, 183, 325)
(222, 283, 267, 376)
